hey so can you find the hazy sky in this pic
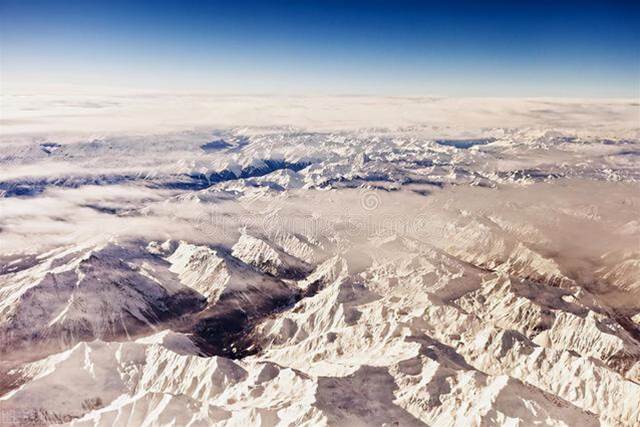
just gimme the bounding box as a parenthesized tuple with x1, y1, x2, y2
(1, 0, 639, 97)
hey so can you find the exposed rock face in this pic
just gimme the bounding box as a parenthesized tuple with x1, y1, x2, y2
(232, 233, 313, 279)
(0, 241, 207, 363)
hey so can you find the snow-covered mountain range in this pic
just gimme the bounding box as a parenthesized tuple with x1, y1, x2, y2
(0, 96, 639, 426)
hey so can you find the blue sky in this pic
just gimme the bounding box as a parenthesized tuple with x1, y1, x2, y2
(1, 0, 639, 97)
